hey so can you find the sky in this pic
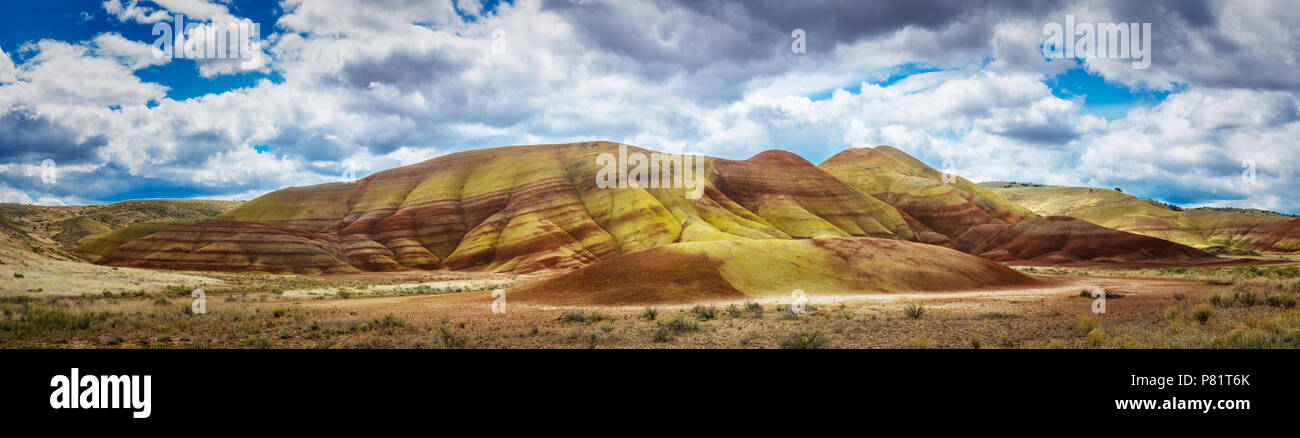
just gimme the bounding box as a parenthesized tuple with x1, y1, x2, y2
(0, 0, 1297, 214)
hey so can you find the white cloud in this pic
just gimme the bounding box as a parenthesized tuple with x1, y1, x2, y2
(102, 0, 171, 23)
(1, 39, 167, 108)
(0, 185, 36, 204)
(456, 0, 484, 17)
(2, 0, 1298, 213)
(0, 45, 15, 83)
(90, 33, 170, 70)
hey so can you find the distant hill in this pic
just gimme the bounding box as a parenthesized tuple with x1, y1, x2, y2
(978, 183, 1299, 253)
(0, 199, 243, 261)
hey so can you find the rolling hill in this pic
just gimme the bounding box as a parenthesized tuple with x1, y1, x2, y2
(820, 146, 1034, 243)
(0, 199, 243, 262)
(981, 183, 1299, 254)
(90, 142, 1230, 279)
(102, 142, 923, 274)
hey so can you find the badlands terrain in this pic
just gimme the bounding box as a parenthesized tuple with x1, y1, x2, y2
(2, 142, 1298, 348)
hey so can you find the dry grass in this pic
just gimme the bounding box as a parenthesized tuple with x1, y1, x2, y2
(2, 267, 1300, 349)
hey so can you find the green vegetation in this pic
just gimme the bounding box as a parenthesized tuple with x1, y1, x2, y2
(904, 302, 925, 319)
(559, 309, 608, 323)
(779, 329, 828, 349)
(652, 313, 699, 342)
(690, 305, 718, 320)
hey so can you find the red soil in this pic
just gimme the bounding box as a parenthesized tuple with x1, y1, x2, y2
(97, 221, 358, 274)
(963, 216, 1220, 266)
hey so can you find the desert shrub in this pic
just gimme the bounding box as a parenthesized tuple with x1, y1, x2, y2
(1191, 304, 1213, 324)
(1208, 292, 1233, 308)
(272, 308, 287, 318)
(690, 305, 717, 320)
(161, 285, 193, 297)
(652, 314, 699, 343)
(1234, 289, 1260, 307)
(12, 273, 23, 279)
(779, 329, 828, 349)
(565, 329, 610, 348)
(1266, 294, 1297, 309)
(1214, 328, 1271, 349)
(1173, 293, 1187, 301)
(372, 314, 405, 328)
(904, 303, 925, 320)
(152, 296, 171, 306)
(743, 301, 764, 318)
(437, 326, 468, 348)
(969, 333, 982, 349)
(640, 307, 658, 321)
(725, 304, 743, 318)
(1077, 314, 1101, 333)
(1086, 329, 1109, 346)
(559, 309, 588, 322)
(1162, 307, 1179, 322)
(1109, 335, 1141, 349)
(598, 320, 615, 333)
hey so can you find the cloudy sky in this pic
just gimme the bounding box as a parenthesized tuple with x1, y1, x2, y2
(1, 0, 1297, 214)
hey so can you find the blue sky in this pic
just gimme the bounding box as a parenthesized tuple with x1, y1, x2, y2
(1, 0, 1298, 214)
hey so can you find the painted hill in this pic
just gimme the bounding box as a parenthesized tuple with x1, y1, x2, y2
(0, 199, 242, 262)
(91, 142, 1234, 275)
(96, 221, 358, 275)
(960, 216, 1217, 265)
(820, 147, 1033, 243)
(99, 142, 922, 274)
(510, 237, 1055, 305)
(981, 183, 1299, 254)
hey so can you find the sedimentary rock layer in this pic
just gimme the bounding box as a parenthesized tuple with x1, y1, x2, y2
(511, 237, 1055, 305)
(961, 216, 1217, 265)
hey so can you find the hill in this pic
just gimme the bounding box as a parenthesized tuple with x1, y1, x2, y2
(92, 142, 1237, 276)
(510, 237, 1055, 305)
(980, 184, 1298, 254)
(820, 147, 1033, 243)
(0, 199, 243, 261)
(106, 142, 922, 274)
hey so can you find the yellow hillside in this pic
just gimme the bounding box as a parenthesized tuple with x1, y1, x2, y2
(983, 183, 1297, 253)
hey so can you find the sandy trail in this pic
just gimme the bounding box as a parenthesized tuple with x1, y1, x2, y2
(290, 274, 1092, 312)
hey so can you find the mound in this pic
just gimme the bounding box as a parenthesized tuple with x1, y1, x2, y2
(97, 221, 359, 275)
(964, 216, 1218, 265)
(510, 237, 1052, 305)
(1243, 217, 1300, 252)
(0, 199, 243, 261)
(102, 142, 929, 274)
(984, 184, 1300, 253)
(73, 220, 194, 260)
(820, 146, 1033, 241)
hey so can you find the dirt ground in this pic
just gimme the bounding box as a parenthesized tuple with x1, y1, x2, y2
(4, 265, 1298, 349)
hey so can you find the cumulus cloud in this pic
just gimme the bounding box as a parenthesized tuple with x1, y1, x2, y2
(0, 45, 15, 83)
(0, 0, 1297, 214)
(102, 0, 172, 24)
(2, 39, 168, 107)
